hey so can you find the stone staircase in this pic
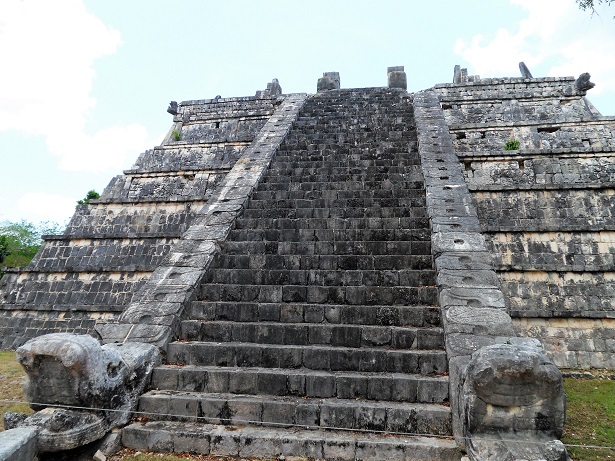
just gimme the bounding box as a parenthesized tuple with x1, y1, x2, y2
(124, 88, 460, 459)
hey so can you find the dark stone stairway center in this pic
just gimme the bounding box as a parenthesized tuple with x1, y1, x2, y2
(132, 88, 458, 459)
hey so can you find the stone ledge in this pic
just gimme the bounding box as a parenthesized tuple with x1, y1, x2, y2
(180, 95, 279, 105)
(450, 116, 615, 130)
(434, 77, 576, 89)
(459, 148, 615, 159)
(469, 182, 615, 192)
(90, 197, 211, 204)
(0, 303, 127, 312)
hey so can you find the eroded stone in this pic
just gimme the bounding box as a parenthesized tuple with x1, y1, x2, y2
(12, 333, 160, 451)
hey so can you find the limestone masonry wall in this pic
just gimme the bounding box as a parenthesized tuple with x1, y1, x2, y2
(435, 76, 615, 369)
(0, 93, 282, 350)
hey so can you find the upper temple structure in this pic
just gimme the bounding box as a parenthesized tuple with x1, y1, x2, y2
(1, 64, 613, 460)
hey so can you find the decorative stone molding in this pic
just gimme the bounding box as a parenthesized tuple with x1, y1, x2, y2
(414, 89, 568, 460)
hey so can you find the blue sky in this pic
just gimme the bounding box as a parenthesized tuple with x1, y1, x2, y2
(1, 0, 614, 225)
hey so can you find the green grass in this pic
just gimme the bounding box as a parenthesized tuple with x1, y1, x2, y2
(0, 351, 32, 431)
(1, 353, 613, 460)
(561, 376, 615, 461)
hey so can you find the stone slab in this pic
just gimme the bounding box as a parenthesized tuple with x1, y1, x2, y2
(0, 428, 38, 461)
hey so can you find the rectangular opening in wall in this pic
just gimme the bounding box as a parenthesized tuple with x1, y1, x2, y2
(537, 126, 560, 133)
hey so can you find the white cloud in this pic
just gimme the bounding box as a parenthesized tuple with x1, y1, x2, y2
(454, 0, 615, 96)
(16, 193, 77, 222)
(46, 124, 151, 172)
(0, 0, 151, 172)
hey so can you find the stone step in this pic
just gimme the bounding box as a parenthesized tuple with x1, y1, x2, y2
(215, 252, 433, 271)
(122, 421, 462, 460)
(219, 240, 432, 257)
(167, 342, 448, 374)
(137, 391, 452, 435)
(233, 216, 430, 231)
(204, 268, 436, 287)
(279, 136, 415, 147)
(257, 180, 426, 191)
(180, 320, 444, 349)
(261, 174, 425, 185)
(292, 116, 414, 124)
(273, 148, 419, 160)
(265, 165, 421, 176)
(150, 365, 449, 403)
(249, 187, 428, 200)
(268, 155, 420, 166)
(187, 301, 441, 327)
(284, 133, 417, 142)
(246, 197, 427, 209)
(213, 254, 433, 271)
(240, 206, 427, 220)
(290, 114, 414, 121)
(226, 227, 431, 243)
(199, 283, 438, 305)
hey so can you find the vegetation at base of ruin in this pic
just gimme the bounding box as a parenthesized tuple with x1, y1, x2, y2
(77, 189, 101, 205)
(0, 220, 64, 276)
(1, 352, 614, 459)
(172, 129, 182, 141)
(561, 376, 615, 461)
(504, 139, 520, 150)
(0, 351, 33, 431)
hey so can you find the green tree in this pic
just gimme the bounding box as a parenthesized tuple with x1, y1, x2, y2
(77, 190, 100, 205)
(0, 221, 64, 271)
(0, 235, 10, 266)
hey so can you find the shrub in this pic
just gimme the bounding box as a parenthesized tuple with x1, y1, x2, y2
(504, 139, 521, 150)
(77, 190, 100, 205)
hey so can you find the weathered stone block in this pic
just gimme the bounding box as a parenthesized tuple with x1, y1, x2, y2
(10, 334, 159, 451)
(387, 66, 407, 90)
(460, 344, 567, 459)
(317, 72, 341, 91)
